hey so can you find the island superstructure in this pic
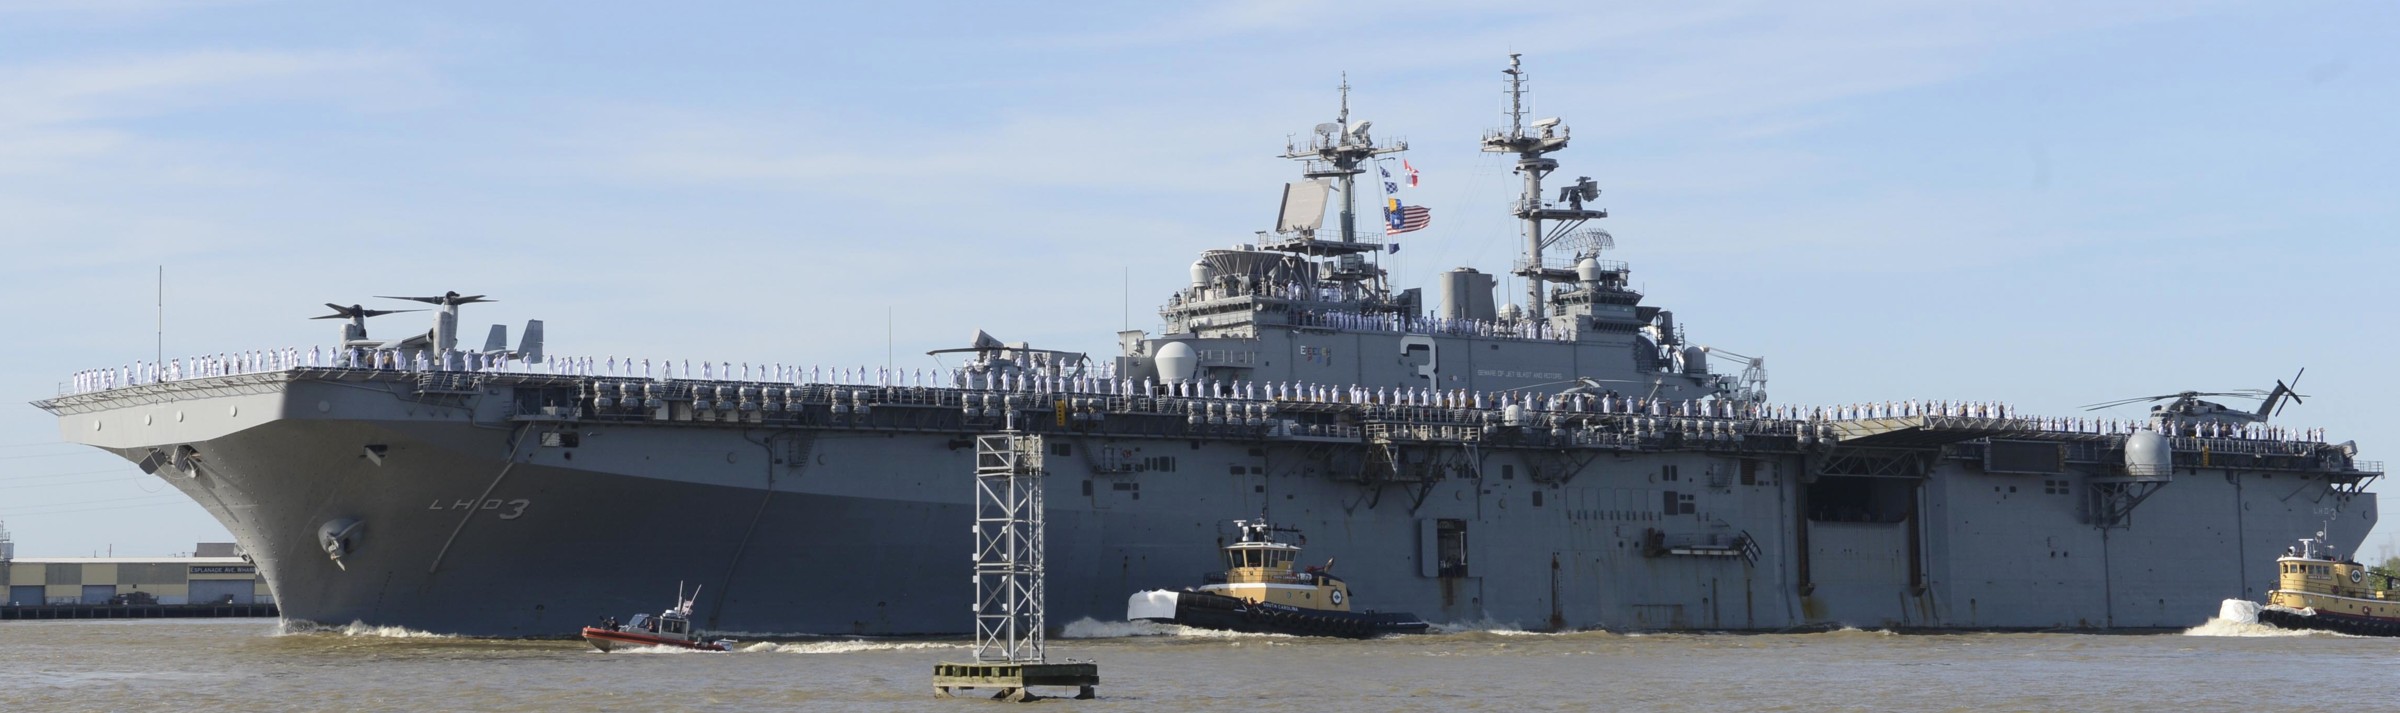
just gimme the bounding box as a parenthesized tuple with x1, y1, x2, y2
(37, 56, 2381, 636)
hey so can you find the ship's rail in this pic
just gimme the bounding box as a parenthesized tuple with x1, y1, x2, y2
(1512, 255, 1628, 275)
(511, 377, 2363, 475)
(49, 349, 2368, 475)
(1292, 309, 1575, 343)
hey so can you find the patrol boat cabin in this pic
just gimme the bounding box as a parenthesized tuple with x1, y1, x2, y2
(580, 584, 734, 651)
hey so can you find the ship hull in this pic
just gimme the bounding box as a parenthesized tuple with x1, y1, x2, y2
(2255, 605, 2400, 637)
(580, 627, 730, 652)
(44, 375, 2379, 637)
(1129, 590, 1428, 638)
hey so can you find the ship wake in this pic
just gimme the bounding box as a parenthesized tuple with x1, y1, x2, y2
(1057, 617, 1293, 640)
(738, 640, 964, 654)
(275, 619, 456, 639)
(2184, 599, 2342, 637)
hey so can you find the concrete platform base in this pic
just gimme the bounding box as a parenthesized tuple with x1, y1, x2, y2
(932, 661, 1100, 702)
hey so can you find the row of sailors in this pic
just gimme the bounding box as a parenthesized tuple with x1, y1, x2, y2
(1180, 280, 1352, 304)
(347, 348, 519, 372)
(70, 348, 318, 393)
(2161, 420, 2324, 443)
(70, 346, 543, 393)
(1200, 274, 1403, 302)
(989, 379, 2338, 445)
(1292, 310, 1565, 342)
(544, 358, 1121, 386)
(1831, 400, 2018, 420)
(1823, 400, 2323, 441)
(59, 351, 2338, 446)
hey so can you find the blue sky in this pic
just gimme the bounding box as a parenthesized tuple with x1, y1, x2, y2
(1, 1, 2394, 560)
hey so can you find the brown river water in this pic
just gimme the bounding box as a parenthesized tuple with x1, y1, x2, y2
(1, 611, 2393, 712)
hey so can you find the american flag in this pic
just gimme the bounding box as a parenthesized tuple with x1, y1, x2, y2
(1386, 204, 1431, 234)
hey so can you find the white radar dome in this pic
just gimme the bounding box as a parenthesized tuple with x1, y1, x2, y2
(2124, 428, 2171, 477)
(1190, 260, 1213, 288)
(1155, 342, 1198, 384)
(1576, 257, 1603, 283)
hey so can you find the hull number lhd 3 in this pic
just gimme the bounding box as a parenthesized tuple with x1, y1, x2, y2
(428, 498, 531, 519)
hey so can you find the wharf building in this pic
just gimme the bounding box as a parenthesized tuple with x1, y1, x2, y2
(2, 540, 270, 607)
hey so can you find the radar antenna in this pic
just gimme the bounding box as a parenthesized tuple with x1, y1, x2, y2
(1278, 73, 1408, 245)
(1482, 54, 1606, 320)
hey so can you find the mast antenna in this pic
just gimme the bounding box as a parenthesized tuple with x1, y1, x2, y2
(1280, 73, 1406, 245)
(1339, 72, 1350, 127)
(1505, 53, 1525, 140)
(1481, 54, 1604, 322)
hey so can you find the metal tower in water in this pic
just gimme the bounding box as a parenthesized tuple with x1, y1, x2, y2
(970, 431, 1047, 664)
(935, 431, 1097, 701)
(1483, 54, 1608, 320)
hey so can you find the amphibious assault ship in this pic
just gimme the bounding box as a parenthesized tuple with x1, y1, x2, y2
(37, 56, 2381, 635)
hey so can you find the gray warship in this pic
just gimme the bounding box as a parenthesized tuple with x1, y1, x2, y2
(36, 56, 2381, 636)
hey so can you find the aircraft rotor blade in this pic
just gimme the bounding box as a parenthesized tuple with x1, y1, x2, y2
(2080, 395, 2174, 410)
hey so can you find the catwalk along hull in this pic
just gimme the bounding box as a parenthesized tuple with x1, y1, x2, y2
(41, 371, 2378, 636)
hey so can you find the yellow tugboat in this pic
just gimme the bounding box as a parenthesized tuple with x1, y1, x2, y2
(1126, 518, 1428, 638)
(2258, 532, 2400, 636)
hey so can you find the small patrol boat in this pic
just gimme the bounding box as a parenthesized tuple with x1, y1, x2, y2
(2256, 532, 2400, 636)
(1127, 518, 1428, 638)
(580, 584, 735, 652)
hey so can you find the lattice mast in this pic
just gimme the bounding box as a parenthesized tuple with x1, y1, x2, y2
(971, 432, 1048, 663)
(1482, 54, 1607, 320)
(1282, 75, 1409, 245)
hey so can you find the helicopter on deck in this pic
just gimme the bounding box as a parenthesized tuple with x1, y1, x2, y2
(2082, 370, 2307, 428)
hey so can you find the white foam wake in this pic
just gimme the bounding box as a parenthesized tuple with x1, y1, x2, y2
(738, 640, 963, 654)
(276, 619, 456, 639)
(1058, 617, 1180, 639)
(1055, 617, 1292, 639)
(1428, 617, 1541, 635)
(2183, 599, 2319, 637)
